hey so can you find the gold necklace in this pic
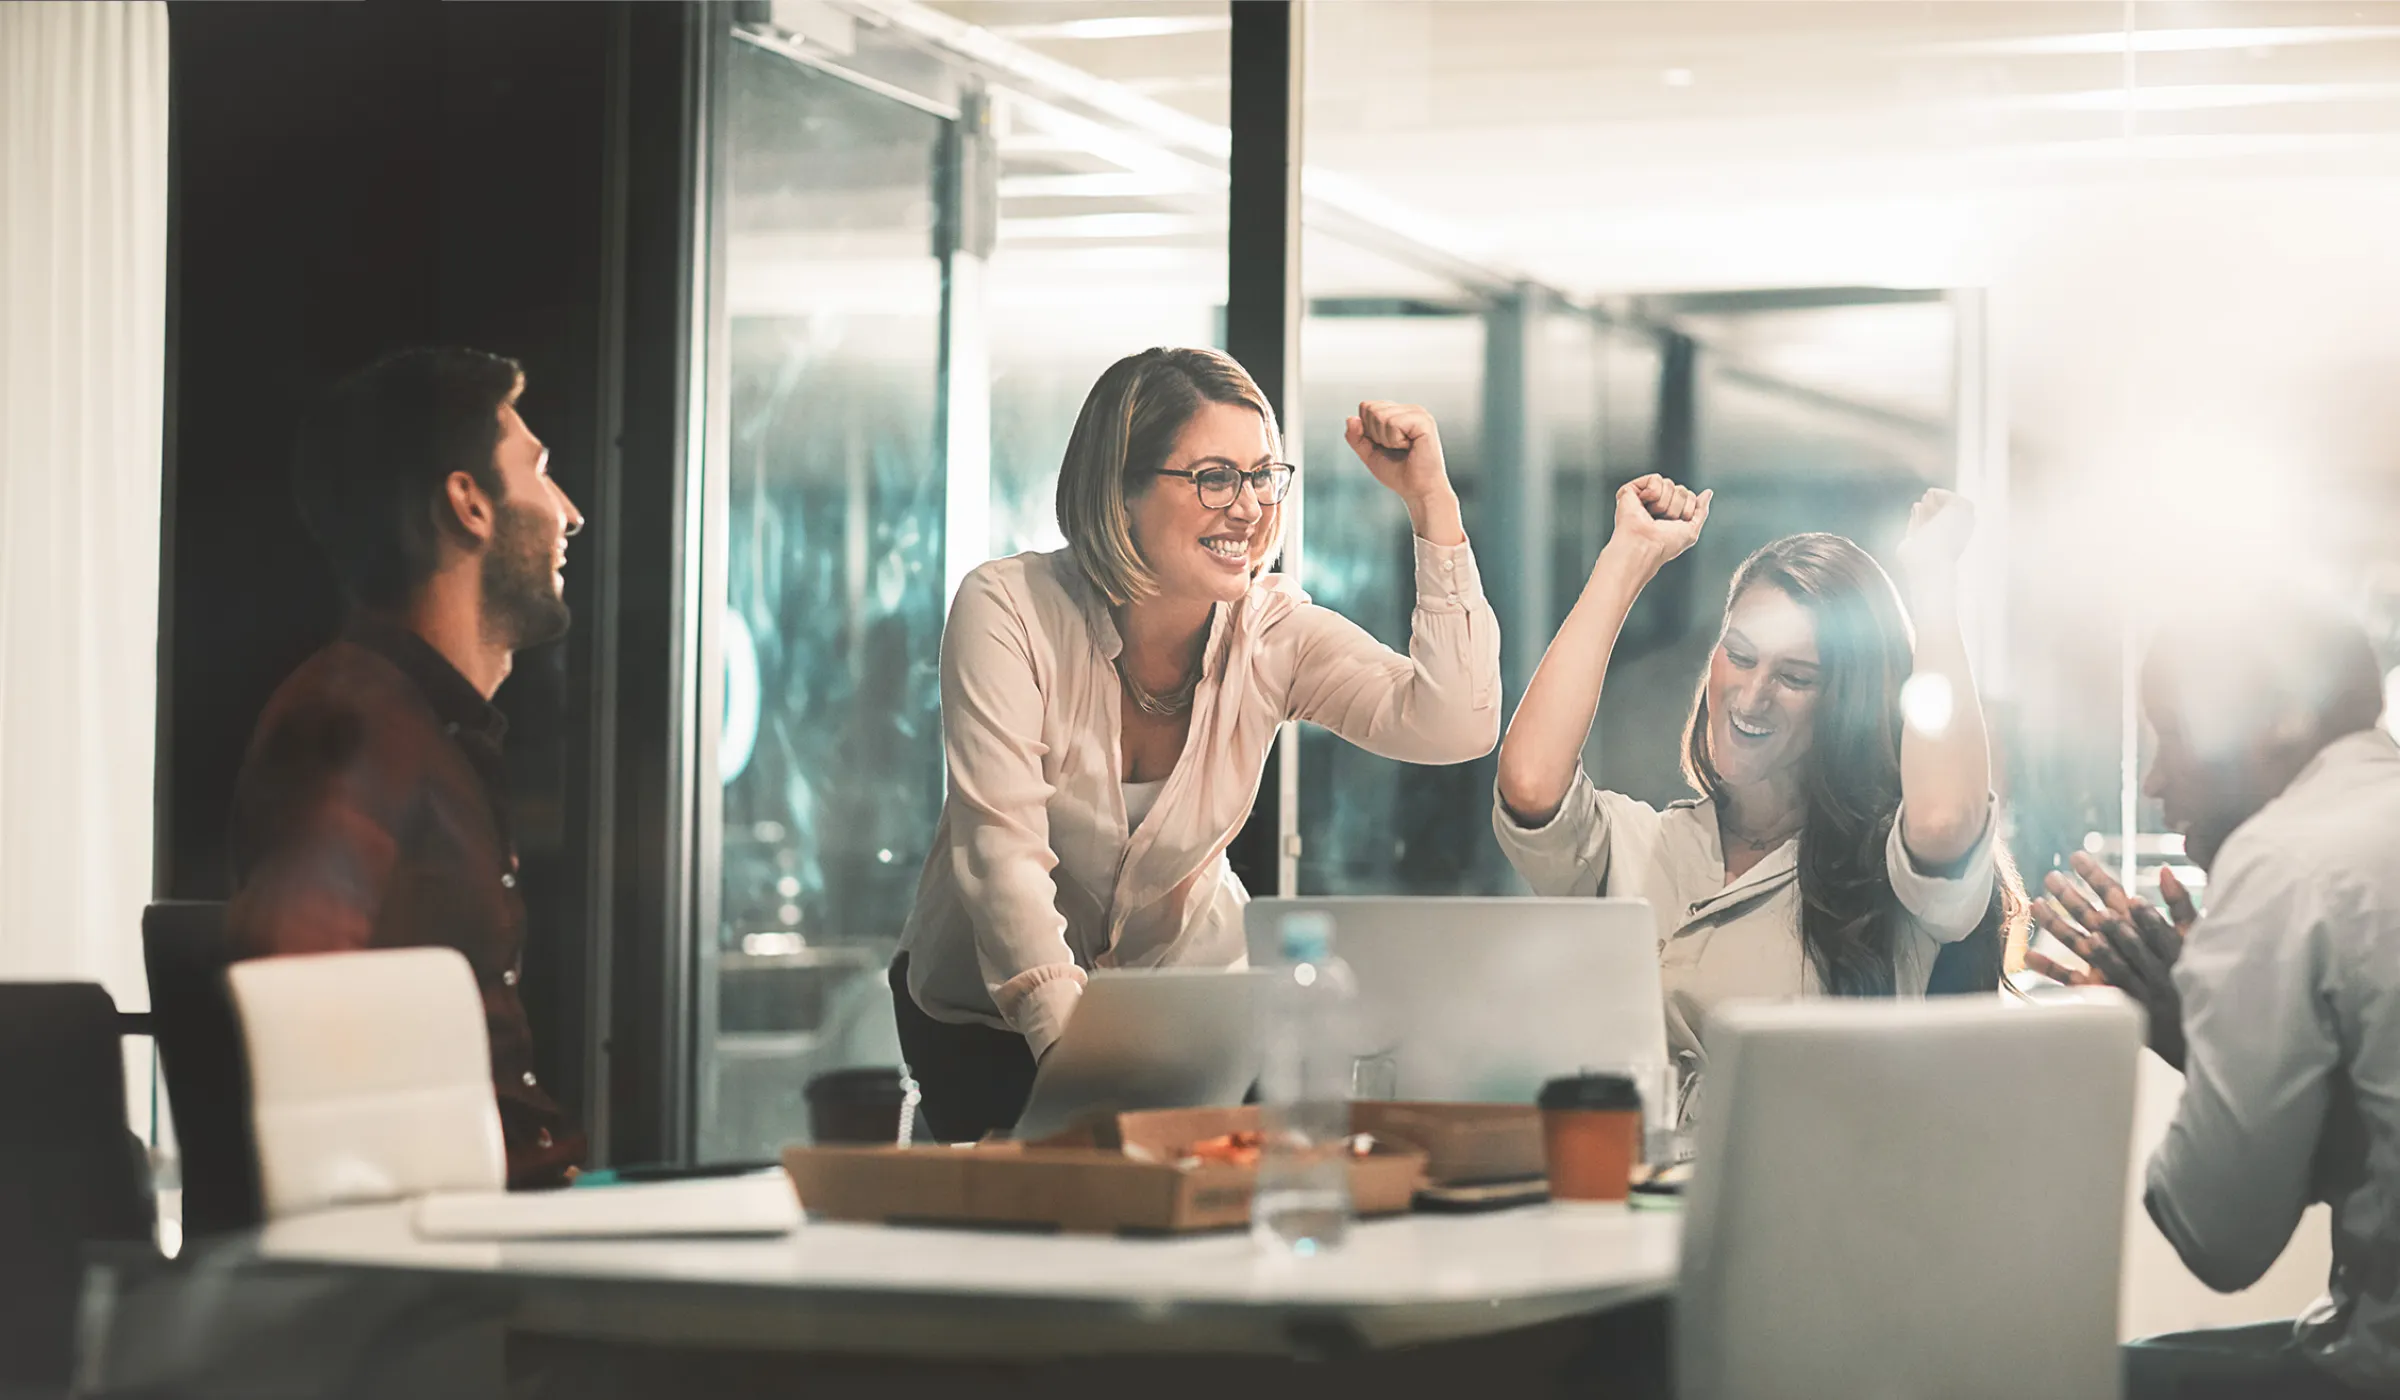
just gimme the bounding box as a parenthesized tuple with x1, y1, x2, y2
(1117, 657, 1198, 718)
(1112, 608, 1207, 719)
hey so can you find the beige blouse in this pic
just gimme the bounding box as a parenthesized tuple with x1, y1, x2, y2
(1492, 766, 1996, 1110)
(901, 538, 1502, 1058)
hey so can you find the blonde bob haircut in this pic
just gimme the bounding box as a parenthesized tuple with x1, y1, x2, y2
(1055, 346, 1286, 605)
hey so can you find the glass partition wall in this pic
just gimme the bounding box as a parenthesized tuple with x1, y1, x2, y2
(630, 0, 2400, 1183)
(1290, 288, 1962, 895)
(704, 38, 951, 1160)
(696, 3, 1231, 1159)
(686, 2, 1998, 1158)
(1276, 0, 2400, 998)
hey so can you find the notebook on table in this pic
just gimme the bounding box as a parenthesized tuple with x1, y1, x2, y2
(411, 1169, 801, 1240)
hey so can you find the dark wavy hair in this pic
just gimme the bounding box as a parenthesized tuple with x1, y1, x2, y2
(291, 347, 524, 607)
(1681, 533, 2027, 996)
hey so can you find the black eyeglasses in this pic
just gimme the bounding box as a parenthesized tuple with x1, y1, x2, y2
(1153, 462, 1298, 509)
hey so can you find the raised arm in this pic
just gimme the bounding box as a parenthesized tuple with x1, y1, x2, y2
(1345, 399, 1466, 548)
(1495, 475, 1708, 826)
(1279, 401, 1499, 763)
(1892, 488, 1994, 866)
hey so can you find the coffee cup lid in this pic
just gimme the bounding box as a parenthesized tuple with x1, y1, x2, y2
(1537, 1073, 1642, 1112)
(806, 1067, 910, 1104)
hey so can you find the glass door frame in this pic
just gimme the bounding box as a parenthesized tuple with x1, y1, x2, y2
(677, 10, 984, 1160)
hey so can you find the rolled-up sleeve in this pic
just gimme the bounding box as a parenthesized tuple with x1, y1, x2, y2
(1277, 536, 1500, 764)
(937, 570, 1086, 1057)
(1884, 796, 1997, 942)
(2144, 854, 2337, 1293)
(1492, 764, 1619, 897)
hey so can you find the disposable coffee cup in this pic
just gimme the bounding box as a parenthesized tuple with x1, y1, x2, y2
(1538, 1073, 1642, 1206)
(806, 1067, 912, 1145)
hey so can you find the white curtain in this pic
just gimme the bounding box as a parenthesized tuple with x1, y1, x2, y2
(0, 2, 169, 1011)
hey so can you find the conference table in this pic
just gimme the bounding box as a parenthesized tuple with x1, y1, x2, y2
(89, 1177, 1681, 1398)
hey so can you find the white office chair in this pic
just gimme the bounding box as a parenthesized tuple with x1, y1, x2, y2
(227, 947, 506, 1219)
(1678, 994, 2144, 1400)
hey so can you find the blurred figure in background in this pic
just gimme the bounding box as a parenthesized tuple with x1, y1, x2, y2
(1495, 479, 2026, 1122)
(226, 348, 587, 1188)
(2030, 592, 2396, 1399)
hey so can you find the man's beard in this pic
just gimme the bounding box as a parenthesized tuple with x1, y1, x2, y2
(481, 500, 571, 651)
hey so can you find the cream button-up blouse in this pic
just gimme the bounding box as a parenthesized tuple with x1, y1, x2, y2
(901, 538, 1502, 1059)
(1493, 765, 1997, 1113)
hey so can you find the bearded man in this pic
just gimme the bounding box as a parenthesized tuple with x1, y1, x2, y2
(227, 347, 587, 1187)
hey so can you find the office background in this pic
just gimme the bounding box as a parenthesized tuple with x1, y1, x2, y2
(6, 1, 2395, 1327)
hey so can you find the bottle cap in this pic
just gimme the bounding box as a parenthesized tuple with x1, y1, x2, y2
(1279, 910, 1335, 963)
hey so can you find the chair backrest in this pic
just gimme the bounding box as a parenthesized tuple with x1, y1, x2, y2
(142, 900, 262, 1235)
(228, 946, 506, 1218)
(0, 982, 156, 1389)
(1678, 994, 2143, 1400)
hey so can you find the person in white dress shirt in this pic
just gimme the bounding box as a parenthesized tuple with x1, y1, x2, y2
(1492, 475, 2027, 1118)
(2028, 592, 2395, 1398)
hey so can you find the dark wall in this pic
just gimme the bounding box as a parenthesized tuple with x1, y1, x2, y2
(164, 0, 691, 1155)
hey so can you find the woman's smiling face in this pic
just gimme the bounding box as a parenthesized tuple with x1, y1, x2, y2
(1704, 582, 1822, 786)
(1125, 400, 1278, 607)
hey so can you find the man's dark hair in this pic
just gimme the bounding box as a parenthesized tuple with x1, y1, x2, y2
(291, 347, 524, 607)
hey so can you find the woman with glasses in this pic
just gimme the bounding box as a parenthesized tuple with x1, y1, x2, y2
(892, 346, 1500, 1140)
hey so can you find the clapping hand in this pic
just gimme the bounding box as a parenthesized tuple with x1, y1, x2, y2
(2024, 851, 2196, 1069)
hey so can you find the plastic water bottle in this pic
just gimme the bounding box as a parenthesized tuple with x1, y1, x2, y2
(1252, 911, 1357, 1255)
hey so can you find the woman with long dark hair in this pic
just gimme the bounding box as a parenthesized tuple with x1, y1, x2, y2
(1493, 474, 2026, 1119)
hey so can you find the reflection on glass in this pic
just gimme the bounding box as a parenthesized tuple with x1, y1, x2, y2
(1285, 0, 2400, 933)
(1549, 322, 1661, 642)
(707, 42, 949, 1160)
(1292, 263, 1959, 886)
(701, 9, 1232, 1159)
(987, 300, 1221, 559)
(985, 77, 1226, 558)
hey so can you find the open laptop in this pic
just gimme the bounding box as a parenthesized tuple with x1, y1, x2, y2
(1244, 897, 1665, 1104)
(1006, 968, 1266, 1141)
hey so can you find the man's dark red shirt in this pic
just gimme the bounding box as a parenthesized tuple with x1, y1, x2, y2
(226, 615, 584, 1187)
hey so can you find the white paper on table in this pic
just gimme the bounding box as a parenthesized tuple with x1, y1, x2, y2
(411, 1170, 802, 1241)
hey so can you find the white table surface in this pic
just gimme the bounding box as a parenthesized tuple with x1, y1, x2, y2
(227, 1176, 1682, 1357)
